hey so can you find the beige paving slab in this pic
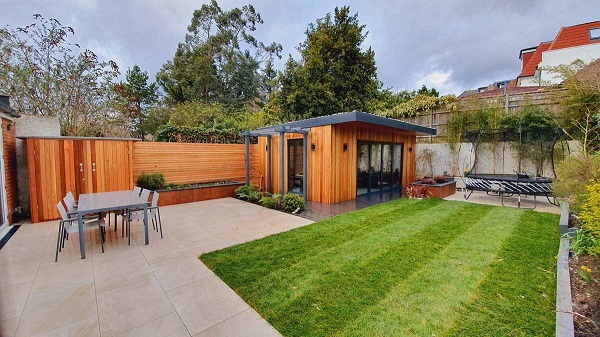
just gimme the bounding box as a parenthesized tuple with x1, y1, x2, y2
(444, 190, 561, 214)
(97, 277, 174, 337)
(114, 312, 190, 337)
(90, 235, 143, 267)
(166, 276, 249, 336)
(15, 281, 97, 337)
(181, 237, 229, 256)
(0, 239, 46, 265)
(31, 259, 93, 294)
(0, 316, 20, 337)
(192, 308, 281, 337)
(0, 281, 31, 320)
(0, 256, 41, 287)
(33, 315, 100, 337)
(150, 253, 213, 291)
(137, 235, 189, 265)
(93, 255, 154, 295)
(208, 225, 255, 245)
(169, 226, 215, 244)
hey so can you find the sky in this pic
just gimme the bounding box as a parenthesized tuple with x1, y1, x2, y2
(1, 0, 598, 96)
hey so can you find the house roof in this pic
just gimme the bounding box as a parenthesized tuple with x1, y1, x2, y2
(518, 21, 600, 79)
(250, 111, 437, 135)
(548, 21, 600, 50)
(518, 42, 552, 78)
(0, 99, 20, 118)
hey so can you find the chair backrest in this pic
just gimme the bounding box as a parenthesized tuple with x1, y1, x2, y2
(66, 191, 76, 204)
(56, 202, 69, 221)
(151, 192, 159, 208)
(133, 186, 142, 196)
(140, 188, 151, 202)
(63, 195, 76, 213)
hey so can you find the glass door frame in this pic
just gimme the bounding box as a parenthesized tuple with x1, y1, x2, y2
(356, 141, 403, 196)
(287, 138, 304, 195)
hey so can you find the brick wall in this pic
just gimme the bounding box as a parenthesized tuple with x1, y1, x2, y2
(3, 117, 18, 224)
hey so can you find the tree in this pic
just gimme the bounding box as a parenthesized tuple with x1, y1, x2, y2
(156, 1, 281, 110)
(0, 15, 123, 136)
(277, 6, 378, 118)
(112, 65, 159, 138)
(553, 60, 600, 154)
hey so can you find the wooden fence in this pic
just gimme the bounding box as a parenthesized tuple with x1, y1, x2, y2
(400, 88, 566, 142)
(27, 138, 261, 222)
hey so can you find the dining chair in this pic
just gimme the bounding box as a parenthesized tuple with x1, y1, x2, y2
(127, 192, 162, 245)
(55, 202, 105, 262)
(133, 186, 142, 196)
(140, 188, 151, 203)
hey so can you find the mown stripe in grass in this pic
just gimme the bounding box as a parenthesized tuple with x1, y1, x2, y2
(443, 210, 559, 337)
(201, 198, 443, 287)
(229, 200, 476, 316)
(262, 202, 492, 337)
(237, 200, 481, 311)
(337, 206, 523, 337)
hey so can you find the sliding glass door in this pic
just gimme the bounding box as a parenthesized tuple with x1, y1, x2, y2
(357, 141, 402, 196)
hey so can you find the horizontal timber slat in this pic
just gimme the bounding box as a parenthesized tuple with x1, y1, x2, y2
(133, 142, 258, 185)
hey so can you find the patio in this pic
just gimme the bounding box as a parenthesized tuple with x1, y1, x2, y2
(0, 198, 312, 337)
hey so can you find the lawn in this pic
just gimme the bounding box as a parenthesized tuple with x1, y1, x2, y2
(200, 198, 559, 337)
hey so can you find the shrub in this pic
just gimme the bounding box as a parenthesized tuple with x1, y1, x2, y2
(406, 185, 429, 199)
(136, 172, 165, 191)
(554, 153, 600, 213)
(281, 194, 305, 213)
(259, 193, 281, 209)
(421, 177, 437, 185)
(235, 184, 261, 203)
(579, 180, 600, 239)
(568, 229, 599, 258)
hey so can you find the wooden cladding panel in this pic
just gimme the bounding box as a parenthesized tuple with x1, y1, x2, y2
(27, 138, 134, 222)
(133, 142, 252, 185)
(27, 138, 77, 222)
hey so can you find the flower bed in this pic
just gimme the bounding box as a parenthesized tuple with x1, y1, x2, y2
(156, 181, 244, 206)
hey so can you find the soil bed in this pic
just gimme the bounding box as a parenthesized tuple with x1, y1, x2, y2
(570, 254, 600, 336)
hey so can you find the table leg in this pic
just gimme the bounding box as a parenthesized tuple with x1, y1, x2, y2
(143, 204, 149, 245)
(78, 212, 86, 259)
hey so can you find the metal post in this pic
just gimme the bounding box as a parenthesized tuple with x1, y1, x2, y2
(279, 131, 285, 197)
(267, 135, 272, 193)
(303, 133, 308, 201)
(244, 133, 250, 186)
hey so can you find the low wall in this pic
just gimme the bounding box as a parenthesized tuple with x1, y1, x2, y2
(156, 182, 243, 206)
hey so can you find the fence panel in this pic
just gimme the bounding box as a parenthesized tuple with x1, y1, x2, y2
(133, 142, 259, 185)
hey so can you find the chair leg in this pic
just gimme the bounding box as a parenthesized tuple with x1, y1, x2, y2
(55, 223, 63, 262)
(157, 207, 163, 239)
(114, 212, 118, 231)
(99, 225, 105, 253)
(127, 217, 131, 246)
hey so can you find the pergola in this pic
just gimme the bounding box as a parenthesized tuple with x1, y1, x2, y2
(243, 126, 310, 199)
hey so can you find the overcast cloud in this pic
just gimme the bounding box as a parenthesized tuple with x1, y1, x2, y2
(1, 0, 597, 95)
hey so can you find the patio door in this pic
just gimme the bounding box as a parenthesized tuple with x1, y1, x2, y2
(357, 141, 402, 196)
(287, 139, 303, 194)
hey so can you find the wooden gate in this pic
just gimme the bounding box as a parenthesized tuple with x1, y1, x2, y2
(27, 137, 135, 222)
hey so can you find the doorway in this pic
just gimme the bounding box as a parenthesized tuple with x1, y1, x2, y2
(357, 141, 402, 196)
(287, 139, 304, 194)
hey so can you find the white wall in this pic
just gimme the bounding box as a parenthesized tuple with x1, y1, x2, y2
(415, 141, 576, 179)
(15, 115, 61, 214)
(539, 44, 600, 84)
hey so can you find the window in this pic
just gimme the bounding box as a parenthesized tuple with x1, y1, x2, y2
(590, 28, 600, 40)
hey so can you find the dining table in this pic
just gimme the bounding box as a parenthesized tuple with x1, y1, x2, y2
(76, 190, 149, 259)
